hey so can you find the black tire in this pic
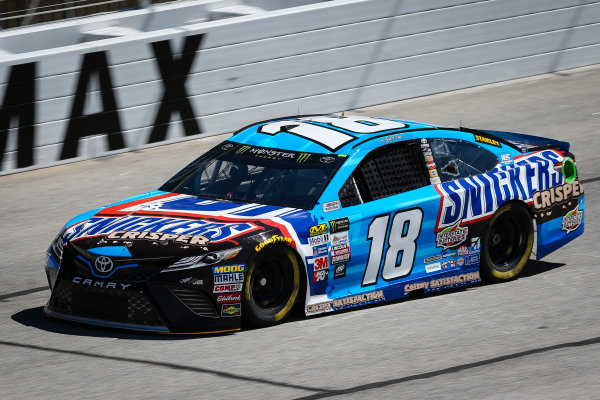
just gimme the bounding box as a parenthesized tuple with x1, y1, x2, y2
(243, 246, 301, 327)
(480, 202, 533, 282)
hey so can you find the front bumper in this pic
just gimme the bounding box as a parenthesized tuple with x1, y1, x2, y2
(44, 248, 243, 334)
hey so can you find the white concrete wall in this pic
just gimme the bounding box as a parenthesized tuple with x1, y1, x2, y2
(1, 0, 599, 175)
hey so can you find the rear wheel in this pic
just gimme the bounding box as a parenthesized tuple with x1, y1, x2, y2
(243, 246, 301, 327)
(480, 203, 533, 282)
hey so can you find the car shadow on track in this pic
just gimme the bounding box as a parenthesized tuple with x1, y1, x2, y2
(10, 306, 235, 340)
(11, 259, 565, 338)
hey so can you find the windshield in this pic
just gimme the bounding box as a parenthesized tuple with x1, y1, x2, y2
(160, 142, 347, 209)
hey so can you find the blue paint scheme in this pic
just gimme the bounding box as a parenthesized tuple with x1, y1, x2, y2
(87, 246, 133, 257)
(45, 115, 584, 320)
(536, 198, 584, 259)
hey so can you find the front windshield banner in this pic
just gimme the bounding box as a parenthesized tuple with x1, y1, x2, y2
(160, 142, 347, 210)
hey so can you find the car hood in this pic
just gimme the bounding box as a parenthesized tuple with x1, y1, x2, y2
(61, 191, 308, 258)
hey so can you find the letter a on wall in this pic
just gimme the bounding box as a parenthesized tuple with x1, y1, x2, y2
(60, 51, 125, 160)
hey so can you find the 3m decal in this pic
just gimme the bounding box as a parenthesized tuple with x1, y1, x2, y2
(363, 208, 423, 286)
(313, 256, 329, 271)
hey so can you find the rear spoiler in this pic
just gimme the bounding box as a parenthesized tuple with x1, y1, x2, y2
(459, 127, 570, 153)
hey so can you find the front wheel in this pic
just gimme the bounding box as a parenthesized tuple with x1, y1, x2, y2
(243, 246, 301, 327)
(480, 203, 533, 282)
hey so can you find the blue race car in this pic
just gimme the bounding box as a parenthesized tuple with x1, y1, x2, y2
(44, 115, 584, 333)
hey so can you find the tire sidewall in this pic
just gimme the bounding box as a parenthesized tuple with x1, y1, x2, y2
(481, 203, 533, 282)
(243, 245, 301, 326)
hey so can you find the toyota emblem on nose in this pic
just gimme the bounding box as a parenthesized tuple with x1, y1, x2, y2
(95, 256, 114, 273)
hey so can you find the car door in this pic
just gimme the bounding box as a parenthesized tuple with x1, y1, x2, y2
(313, 139, 444, 301)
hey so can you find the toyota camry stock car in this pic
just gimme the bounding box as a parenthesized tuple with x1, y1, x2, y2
(43, 115, 585, 334)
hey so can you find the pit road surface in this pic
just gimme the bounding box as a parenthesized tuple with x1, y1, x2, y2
(1, 65, 599, 399)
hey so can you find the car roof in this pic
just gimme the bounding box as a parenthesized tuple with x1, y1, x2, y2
(228, 115, 442, 155)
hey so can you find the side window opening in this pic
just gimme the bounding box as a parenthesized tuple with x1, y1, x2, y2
(430, 139, 498, 182)
(338, 140, 429, 207)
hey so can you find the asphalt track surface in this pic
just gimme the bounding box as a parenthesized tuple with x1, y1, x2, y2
(1, 65, 600, 399)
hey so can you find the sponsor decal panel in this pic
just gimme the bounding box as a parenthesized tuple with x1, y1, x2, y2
(216, 293, 241, 303)
(465, 254, 480, 265)
(561, 201, 583, 234)
(313, 269, 329, 282)
(332, 253, 350, 264)
(334, 263, 346, 279)
(474, 134, 501, 147)
(313, 244, 328, 257)
(328, 217, 350, 234)
(214, 272, 244, 284)
(425, 262, 441, 273)
(404, 272, 481, 294)
(213, 283, 243, 293)
(179, 277, 203, 286)
(221, 303, 241, 317)
(313, 256, 329, 271)
(424, 255, 442, 263)
(330, 232, 349, 247)
(309, 234, 329, 246)
(212, 264, 245, 274)
(255, 234, 292, 252)
(309, 224, 328, 237)
(436, 220, 468, 250)
(323, 200, 341, 213)
(305, 290, 385, 314)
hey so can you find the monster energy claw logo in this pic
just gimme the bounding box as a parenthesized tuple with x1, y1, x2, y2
(236, 145, 251, 154)
(297, 153, 311, 162)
